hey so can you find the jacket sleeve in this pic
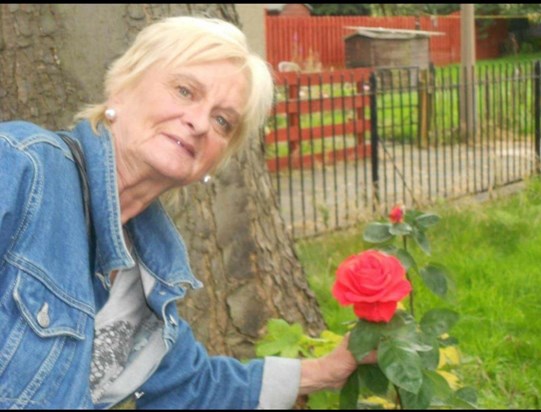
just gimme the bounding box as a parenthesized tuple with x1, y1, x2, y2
(136, 317, 264, 410)
(0, 138, 33, 261)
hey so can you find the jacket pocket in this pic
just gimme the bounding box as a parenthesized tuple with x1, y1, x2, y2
(0, 271, 93, 409)
(13, 273, 89, 340)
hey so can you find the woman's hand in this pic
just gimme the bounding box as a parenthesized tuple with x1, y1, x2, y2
(298, 334, 377, 395)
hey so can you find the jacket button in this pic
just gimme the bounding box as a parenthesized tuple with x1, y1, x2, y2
(37, 303, 50, 328)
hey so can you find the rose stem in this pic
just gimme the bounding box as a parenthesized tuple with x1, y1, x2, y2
(403, 236, 414, 317)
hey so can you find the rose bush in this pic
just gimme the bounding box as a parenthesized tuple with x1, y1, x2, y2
(332, 250, 411, 322)
(335, 206, 478, 410)
(256, 205, 478, 409)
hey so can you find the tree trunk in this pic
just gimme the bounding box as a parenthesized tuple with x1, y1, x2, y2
(0, 3, 325, 359)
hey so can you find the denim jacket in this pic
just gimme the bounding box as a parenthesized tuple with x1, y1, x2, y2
(0, 120, 295, 409)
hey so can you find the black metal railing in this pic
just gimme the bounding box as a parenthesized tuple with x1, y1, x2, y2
(265, 60, 541, 239)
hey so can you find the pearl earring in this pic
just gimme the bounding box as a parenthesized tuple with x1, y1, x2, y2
(202, 175, 212, 184)
(105, 108, 117, 121)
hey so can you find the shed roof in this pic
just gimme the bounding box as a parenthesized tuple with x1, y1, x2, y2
(345, 26, 445, 40)
(265, 4, 313, 12)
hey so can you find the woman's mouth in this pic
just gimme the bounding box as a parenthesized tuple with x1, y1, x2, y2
(167, 134, 195, 158)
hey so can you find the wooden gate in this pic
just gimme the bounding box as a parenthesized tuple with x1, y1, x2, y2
(265, 68, 373, 173)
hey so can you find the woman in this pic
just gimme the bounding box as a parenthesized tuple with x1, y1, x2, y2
(0, 16, 371, 409)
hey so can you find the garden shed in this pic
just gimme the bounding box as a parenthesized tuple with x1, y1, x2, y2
(344, 27, 443, 70)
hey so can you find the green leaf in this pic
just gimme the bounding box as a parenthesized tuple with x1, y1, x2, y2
(349, 320, 383, 361)
(357, 364, 389, 395)
(359, 311, 433, 365)
(419, 264, 450, 298)
(363, 222, 393, 243)
(398, 374, 434, 409)
(389, 222, 413, 236)
(255, 319, 304, 357)
(415, 213, 441, 229)
(424, 370, 453, 403)
(307, 391, 339, 410)
(447, 387, 478, 409)
(339, 369, 359, 410)
(382, 318, 432, 352)
(439, 335, 459, 347)
(455, 387, 478, 404)
(412, 228, 431, 255)
(418, 333, 440, 370)
(404, 209, 423, 223)
(378, 244, 398, 255)
(380, 310, 417, 340)
(378, 339, 424, 394)
(389, 332, 434, 354)
(420, 309, 459, 337)
(396, 248, 417, 271)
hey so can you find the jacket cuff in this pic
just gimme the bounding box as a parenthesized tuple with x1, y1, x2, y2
(257, 357, 301, 409)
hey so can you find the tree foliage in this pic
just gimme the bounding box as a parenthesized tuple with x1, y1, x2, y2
(308, 3, 541, 20)
(309, 4, 370, 16)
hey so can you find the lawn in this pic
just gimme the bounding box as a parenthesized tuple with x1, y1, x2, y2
(266, 52, 541, 161)
(295, 176, 541, 409)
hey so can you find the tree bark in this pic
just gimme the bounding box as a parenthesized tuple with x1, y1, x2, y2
(0, 3, 325, 359)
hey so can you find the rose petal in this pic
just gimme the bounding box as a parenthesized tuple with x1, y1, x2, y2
(353, 301, 397, 323)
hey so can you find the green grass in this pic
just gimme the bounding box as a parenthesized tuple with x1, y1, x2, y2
(267, 54, 541, 160)
(265, 135, 358, 160)
(295, 177, 541, 409)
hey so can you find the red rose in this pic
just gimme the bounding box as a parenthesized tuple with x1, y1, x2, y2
(332, 250, 411, 322)
(389, 205, 405, 224)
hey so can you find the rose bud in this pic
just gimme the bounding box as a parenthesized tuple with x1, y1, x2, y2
(389, 205, 405, 224)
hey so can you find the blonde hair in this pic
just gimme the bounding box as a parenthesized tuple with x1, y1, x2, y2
(75, 16, 274, 167)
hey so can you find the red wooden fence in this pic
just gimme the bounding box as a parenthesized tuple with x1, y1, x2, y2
(265, 68, 373, 172)
(265, 15, 509, 71)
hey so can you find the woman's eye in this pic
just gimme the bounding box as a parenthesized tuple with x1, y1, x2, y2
(216, 116, 231, 132)
(178, 86, 191, 98)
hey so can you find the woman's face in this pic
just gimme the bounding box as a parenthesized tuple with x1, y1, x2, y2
(110, 59, 248, 187)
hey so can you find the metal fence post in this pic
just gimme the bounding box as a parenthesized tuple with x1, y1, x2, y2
(535, 61, 541, 174)
(369, 72, 379, 212)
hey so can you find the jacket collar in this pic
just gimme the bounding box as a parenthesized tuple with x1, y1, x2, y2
(69, 120, 202, 290)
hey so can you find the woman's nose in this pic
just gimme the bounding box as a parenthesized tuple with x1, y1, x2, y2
(183, 105, 210, 137)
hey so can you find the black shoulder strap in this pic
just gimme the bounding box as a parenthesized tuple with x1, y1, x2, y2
(57, 132, 95, 244)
